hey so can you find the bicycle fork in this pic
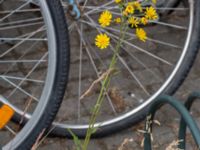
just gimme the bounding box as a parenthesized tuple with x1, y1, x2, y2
(63, 0, 81, 19)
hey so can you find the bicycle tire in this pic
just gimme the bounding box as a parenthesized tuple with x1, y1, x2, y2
(49, 0, 200, 138)
(1, 0, 69, 149)
(11, 0, 200, 138)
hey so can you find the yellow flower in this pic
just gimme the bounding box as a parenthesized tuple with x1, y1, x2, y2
(114, 17, 121, 24)
(136, 28, 147, 42)
(133, 2, 142, 12)
(145, 6, 158, 20)
(128, 17, 139, 28)
(152, 0, 157, 4)
(115, 0, 121, 4)
(140, 17, 148, 25)
(95, 34, 110, 49)
(125, 4, 134, 14)
(122, 10, 128, 16)
(99, 10, 112, 27)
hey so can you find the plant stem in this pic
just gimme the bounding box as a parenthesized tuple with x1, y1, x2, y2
(82, 19, 128, 150)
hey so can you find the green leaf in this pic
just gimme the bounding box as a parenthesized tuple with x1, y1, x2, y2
(67, 129, 82, 150)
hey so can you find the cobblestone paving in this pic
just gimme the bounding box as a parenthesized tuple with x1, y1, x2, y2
(38, 52, 200, 150)
(38, 5, 200, 150)
(0, 1, 199, 150)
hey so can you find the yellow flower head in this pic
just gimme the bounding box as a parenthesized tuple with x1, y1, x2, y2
(152, 0, 157, 4)
(125, 4, 134, 14)
(122, 10, 128, 16)
(114, 17, 122, 24)
(99, 10, 112, 27)
(128, 17, 139, 28)
(145, 6, 158, 20)
(140, 17, 148, 25)
(136, 28, 147, 42)
(95, 34, 110, 49)
(133, 2, 142, 12)
(115, 0, 121, 4)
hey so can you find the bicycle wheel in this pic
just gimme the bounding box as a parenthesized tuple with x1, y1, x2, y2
(0, 0, 69, 149)
(9, 0, 200, 138)
(157, 0, 182, 15)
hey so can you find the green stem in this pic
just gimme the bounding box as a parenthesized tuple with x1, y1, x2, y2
(82, 20, 128, 150)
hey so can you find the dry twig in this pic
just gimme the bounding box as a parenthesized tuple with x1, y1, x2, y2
(80, 68, 116, 100)
(165, 140, 183, 150)
(31, 129, 46, 150)
(118, 138, 134, 150)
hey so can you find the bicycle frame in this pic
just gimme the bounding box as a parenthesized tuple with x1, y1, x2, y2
(64, 0, 81, 19)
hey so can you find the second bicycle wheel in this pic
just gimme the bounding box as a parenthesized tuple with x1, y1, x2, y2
(0, 0, 69, 149)
(9, 0, 200, 138)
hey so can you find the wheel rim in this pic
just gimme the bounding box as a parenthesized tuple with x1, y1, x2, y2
(2, 0, 195, 132)
(0, 0, 57, 149)
(54, 0, 194, 129)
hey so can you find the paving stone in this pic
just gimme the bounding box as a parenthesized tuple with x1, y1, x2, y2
(2, 1, 200, 149)
(39, 141, 66, 150)
(39, 8, 199, 150)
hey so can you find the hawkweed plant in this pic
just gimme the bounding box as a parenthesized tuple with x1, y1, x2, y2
(71, 0, 158, 149)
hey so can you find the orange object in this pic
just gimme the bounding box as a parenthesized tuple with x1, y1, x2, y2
(0, 105, 14, 129)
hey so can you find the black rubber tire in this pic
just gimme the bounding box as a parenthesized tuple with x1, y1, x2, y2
(48, 0, 200, 138)
(8, 0, 70, 149)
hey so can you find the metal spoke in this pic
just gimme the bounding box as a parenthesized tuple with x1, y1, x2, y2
(0, 37, 47, 41)
(0, 0, 31, 22)
(2, 77, 39, 101)
(0, 75, 44, 83)
(0, 21, 43, 31)
(116, 52, 150, 96)
(151, 20, 188, 30)
(85, 14, 156, 96)
(5, 125, 17, 135)
(97, 10, 188, 30)
(84, 0, 115, 16)
(0, 8, 40, 14)
(80, 18, 173, 66)
(3, 34, 46, 75)
(81, 20, 182, 49)
(0, 60, 46, 63)
(75, 23, 117, 114)
(84, 6, 118, 9)
(17, 26, 45, 39)
(103, 25, 182, 49)
(154, 7, 189, 11)
(108, 36, 163, 82)
(84, 6, 189, 11)
(77, 23, 83, 120)
(82, 0, 89, 9)
(0, 17, 43, 27)
(7, 52, 48, 100)
(0, 26, 44, 58)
